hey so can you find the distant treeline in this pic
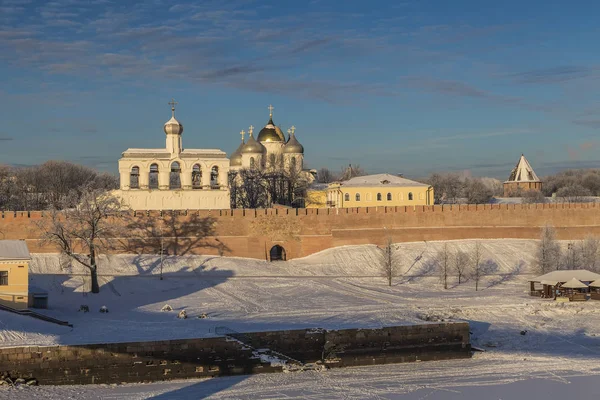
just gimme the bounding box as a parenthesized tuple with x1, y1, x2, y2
(0, 161, 118, 211)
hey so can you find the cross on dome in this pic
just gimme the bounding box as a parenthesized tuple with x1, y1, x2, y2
(290, 125, 296, 135)
(168, 98, 178, 116)
(268, 104, 274, 118)
(240, 129, 245, 142)
(248, 125, 254, 135)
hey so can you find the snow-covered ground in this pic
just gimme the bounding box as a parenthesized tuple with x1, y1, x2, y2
(1, 239, 599, 399)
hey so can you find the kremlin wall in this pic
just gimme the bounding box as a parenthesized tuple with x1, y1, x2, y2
(1, 202, 600, 260)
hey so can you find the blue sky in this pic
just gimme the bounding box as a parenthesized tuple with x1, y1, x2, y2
(1, 0, 600, 179)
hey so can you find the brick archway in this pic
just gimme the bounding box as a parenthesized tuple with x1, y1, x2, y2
(269, 245, 286, 261)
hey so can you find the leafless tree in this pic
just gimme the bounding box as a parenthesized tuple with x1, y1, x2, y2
(36, 187, 123, 293)
(563, 241, 583, 270)
(470, 241, 483, 291)
(235, 168, 269, 208)
(437, 243, 452, 289)
(556, 184, 592, 203)
(426, 173, 463, 204)
(380, 238, 397, 286)
(534, 226, 562, 274)
(580, 236, 600, 271)
(521, 190, 546, 204)
(464, 179, 493, 204)
(453, 250, 470, 284)
(339, 164, 366, 181)
(317, 168, 336, 183)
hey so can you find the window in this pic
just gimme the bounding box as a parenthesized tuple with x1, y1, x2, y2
(290, 157, 296, 169)
(387, 192, 392, 201)
(130, 166, 139, 189)
(269, 153, 276, 168)
(210, 166, 219, 188)
(170, 162, 181, 189)
(250, 157, 255, 168)
(149, 164, 159, 189)
(192, 164, 202, 189)
(0, 271, 7, 286)
(408, 192, 413, 201)
(344, 193, 350, 202)
(377, 193, 382, 201)
(355, 193, 361, 201)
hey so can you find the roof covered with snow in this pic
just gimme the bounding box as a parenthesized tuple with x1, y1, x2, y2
(560, 278, 589, 289)
(589, 280, 600, 287)
(532, 270, 600, 284)
(505, 154, 541, 183)
(0, 240, 31, 260)
(339, 174, 429, 188)
(121, 148, 227, 159)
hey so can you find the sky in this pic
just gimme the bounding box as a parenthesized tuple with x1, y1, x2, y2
(1, 0, 600, 179)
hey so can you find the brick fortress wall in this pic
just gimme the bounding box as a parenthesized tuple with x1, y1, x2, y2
(1, 203, 600, 260)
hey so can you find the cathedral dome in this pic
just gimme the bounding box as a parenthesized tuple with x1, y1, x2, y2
(257, 117, 285, 142)
(230, 141, 244, 166)
(283, 128, 304, 154)
(164, 115, 183, 135)
(164, 99, 183, 135)
(241, 131, 266, 154)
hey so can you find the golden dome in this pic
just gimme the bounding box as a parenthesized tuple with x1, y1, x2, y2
(283, 128, 304, 154)
(257, 117, 284, 142)
(241, 132, 266, 154)
(230, 141, 244, 166)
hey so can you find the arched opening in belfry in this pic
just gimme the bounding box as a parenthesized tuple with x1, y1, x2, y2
(269, 245, 286, 261)
(170, 161, 181, 189)
(192, 164, 202, 189)
(130, 166, 140, 189)
(149, 164, 159, 189)
(210, 166, 219, 189)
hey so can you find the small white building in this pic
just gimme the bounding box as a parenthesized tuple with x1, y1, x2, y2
(116, 100, 231, 210)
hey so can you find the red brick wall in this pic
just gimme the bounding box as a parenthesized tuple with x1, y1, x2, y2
(2, 203, 600, 259)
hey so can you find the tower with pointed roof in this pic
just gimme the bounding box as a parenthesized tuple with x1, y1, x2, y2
(503, 154, 543, 196)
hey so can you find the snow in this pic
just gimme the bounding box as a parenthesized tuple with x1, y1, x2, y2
(1, 239, 599, 398)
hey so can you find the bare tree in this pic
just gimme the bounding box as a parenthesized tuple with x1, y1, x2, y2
(37, 188, 123, 293)
(317, 168, 336, 183)
(563, 241, 583, 270)
(581, 236, 600, 271)
(470, 241, 483, 291)
(464, 179, 493, 204)
(453, 250, 470, 284)
(339, 164, 366, 181)
(380, 238, 397, 286)
(534, 226, 561, 274)
(556, 184, 591, 203)
(426, 173, 463, 204)
(521, 190, 546, 204)
(437, 243, 452, 289)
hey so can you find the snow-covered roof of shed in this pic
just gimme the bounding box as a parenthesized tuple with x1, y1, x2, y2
(560, 278, 589, 289)
(0, 240, 31, 260)
(340, 174, 429, 188)
(532, 270, 600, 283)
(505, 154, 541, 183)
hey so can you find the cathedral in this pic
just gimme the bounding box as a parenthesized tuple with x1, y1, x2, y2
(229, 105, 305, 174)
(115, 102, 309, 210)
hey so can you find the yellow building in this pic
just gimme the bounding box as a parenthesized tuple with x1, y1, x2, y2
(327, 173, 433, 208)
(305, 183, 328, 208)
(0, 240, 31, 309)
